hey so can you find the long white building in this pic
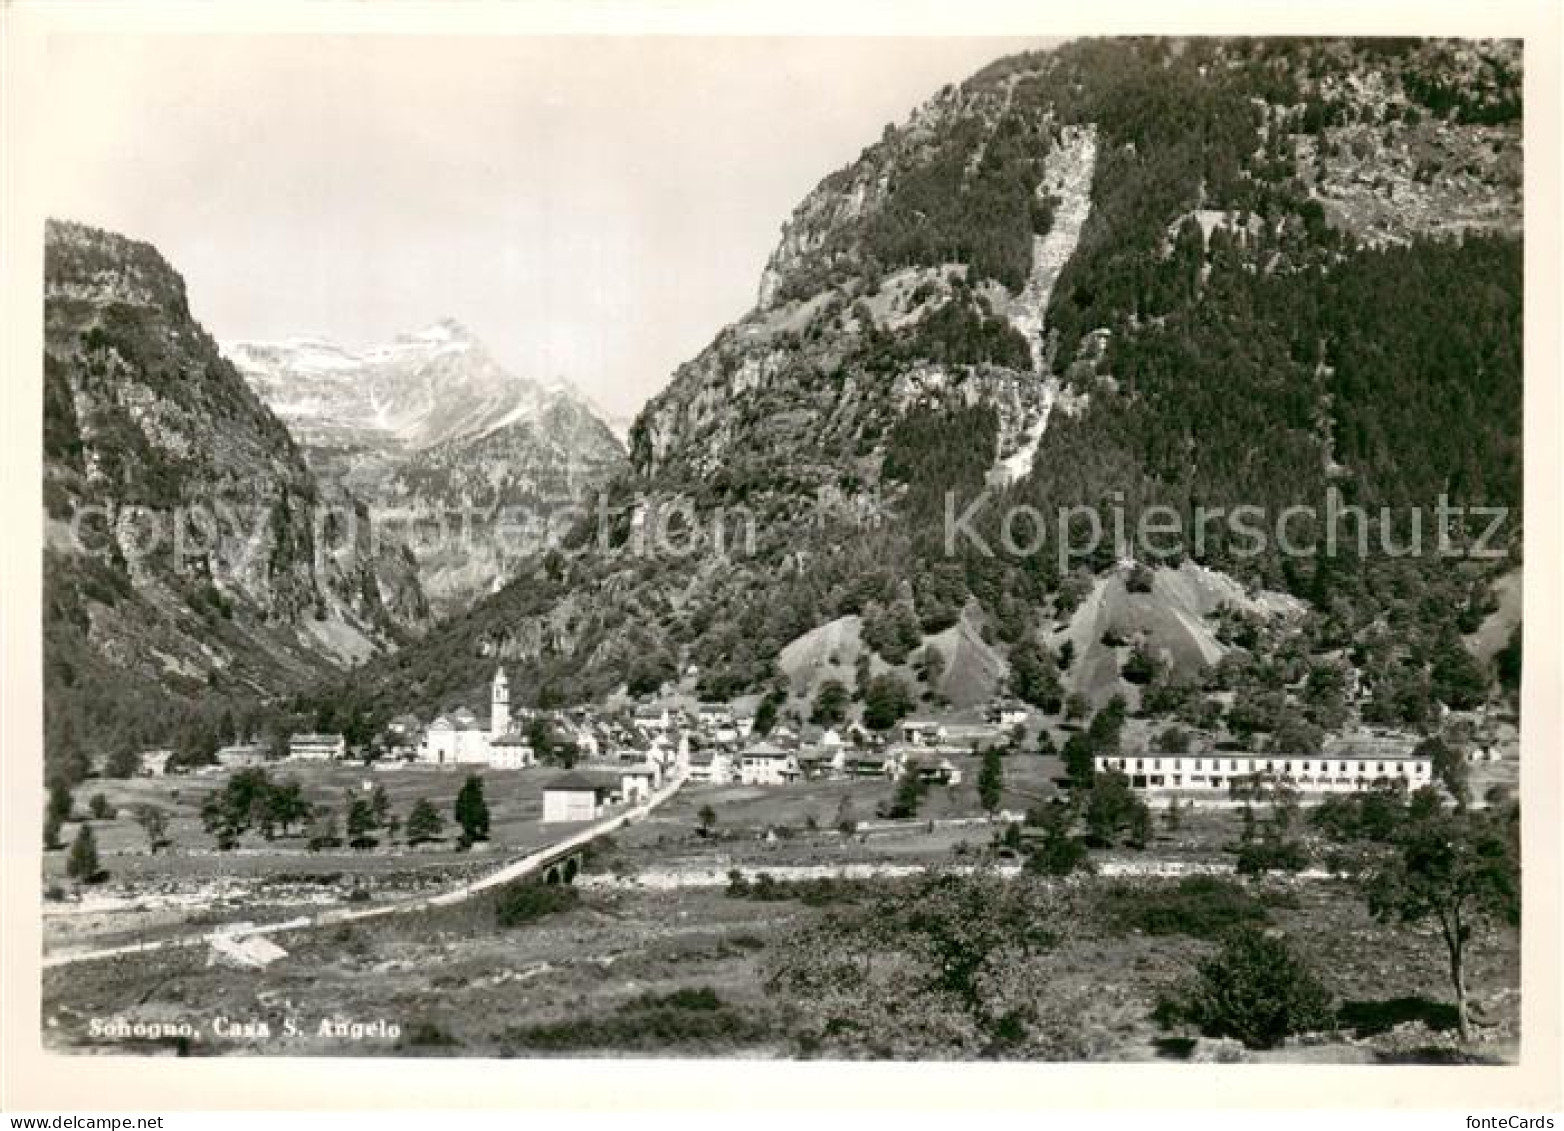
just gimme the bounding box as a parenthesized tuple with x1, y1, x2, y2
(1095, 749, 1433, 794)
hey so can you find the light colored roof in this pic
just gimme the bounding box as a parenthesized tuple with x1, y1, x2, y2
(742, 741, 792, 758)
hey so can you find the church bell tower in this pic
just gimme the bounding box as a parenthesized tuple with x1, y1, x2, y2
(490, 666, 510, 738)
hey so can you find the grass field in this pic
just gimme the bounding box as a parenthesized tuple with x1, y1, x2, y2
(40, 764, 581, 953)
(46, 764, 562, 872)
(40, 859, 1519, 1062)
(37, 757, 1521, 1062)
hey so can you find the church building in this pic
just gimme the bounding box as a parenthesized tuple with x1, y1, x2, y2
(417, 666, 536, 768)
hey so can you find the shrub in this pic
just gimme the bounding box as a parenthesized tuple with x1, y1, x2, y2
(727, 872, 860, 906)
(494, 881, 579, 927)
(1025, 830, 1092, 877)
(1155, 927, 1334, 1049)
(66, 823, 105, 883)
(402, 1021, 461, 1048)
(1235, 836, 1310, 877)
(1096, 876, 1269, 940)
(501, 987, 768, 1052)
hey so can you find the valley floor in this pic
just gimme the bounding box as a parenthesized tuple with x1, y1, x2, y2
(39, 763, 1520, 1063)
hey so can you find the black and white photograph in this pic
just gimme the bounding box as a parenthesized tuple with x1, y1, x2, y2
(2, 0, 1560, 1118)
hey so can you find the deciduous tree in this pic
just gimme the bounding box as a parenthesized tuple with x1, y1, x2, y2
(1365, 803, 1519, 1041)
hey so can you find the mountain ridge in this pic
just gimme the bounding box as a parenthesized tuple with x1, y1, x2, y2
(323, 37, 1521, 739)
(42, 218, 429, 780)
(227, 320, 628, 617)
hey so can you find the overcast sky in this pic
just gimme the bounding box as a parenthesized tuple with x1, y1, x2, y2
(43, 35, 1051, 421)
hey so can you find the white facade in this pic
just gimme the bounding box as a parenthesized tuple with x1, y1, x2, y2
(415, 666, 537, 766)
(633, 706, 672, 732)
(901, 720, 945, 746)
(290, 733, 345, 760)
(688, 752, 734, 784)
(488, 738, 536, 770)
(217, 744, 268, 768)
(738, 743, 800, 785)
(542, 781, 606, 823)
(138, 749, 172, 776)
(419, 715, 492, 765)
(1095, 751, 1434, 794)
(619, 768, 657, 804)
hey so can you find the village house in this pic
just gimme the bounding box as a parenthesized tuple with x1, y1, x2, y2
(567, 724, 605, 760)
(795, 750, 829, 779)
(733, 709, 757, 739)
(216, 743, 268, 769)
(632, 704, 673, 734)
(905, 754, 963, 786)
(942, 723, 1005, 752)
(137, 749, 172, 777)
(617, 765, 659, 804)
(488, 732, 537, 770)
(737, 740, 801, 786)
(708, 722, 741, 744)
(687, 749, 734, 785)
(697, 702, 732, 728)
(541, 772, 613, 823)
(900, 719, 946, 747)
(382, 714, 424, 758)
(844, 749, 902, 779)
(289, 733, 346, 761)
(988, 700, 1030, 728)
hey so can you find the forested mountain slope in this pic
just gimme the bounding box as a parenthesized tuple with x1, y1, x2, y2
(42, 221, 428, 782)
(314, 38, 1522, 735)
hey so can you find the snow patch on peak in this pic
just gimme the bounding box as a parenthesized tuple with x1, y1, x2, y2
(229, 321, 616, 457)
(401, 317, 477, 347)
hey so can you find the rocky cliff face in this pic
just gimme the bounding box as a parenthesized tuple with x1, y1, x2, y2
(42, 220, 426, 778)
(228, 323, 626, 616)
(630, 72, 1064, 490)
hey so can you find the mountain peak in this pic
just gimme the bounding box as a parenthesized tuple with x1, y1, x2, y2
(401, 317, 479, 347)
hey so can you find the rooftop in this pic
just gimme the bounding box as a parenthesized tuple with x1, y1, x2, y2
(543, 772, 610, 793)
